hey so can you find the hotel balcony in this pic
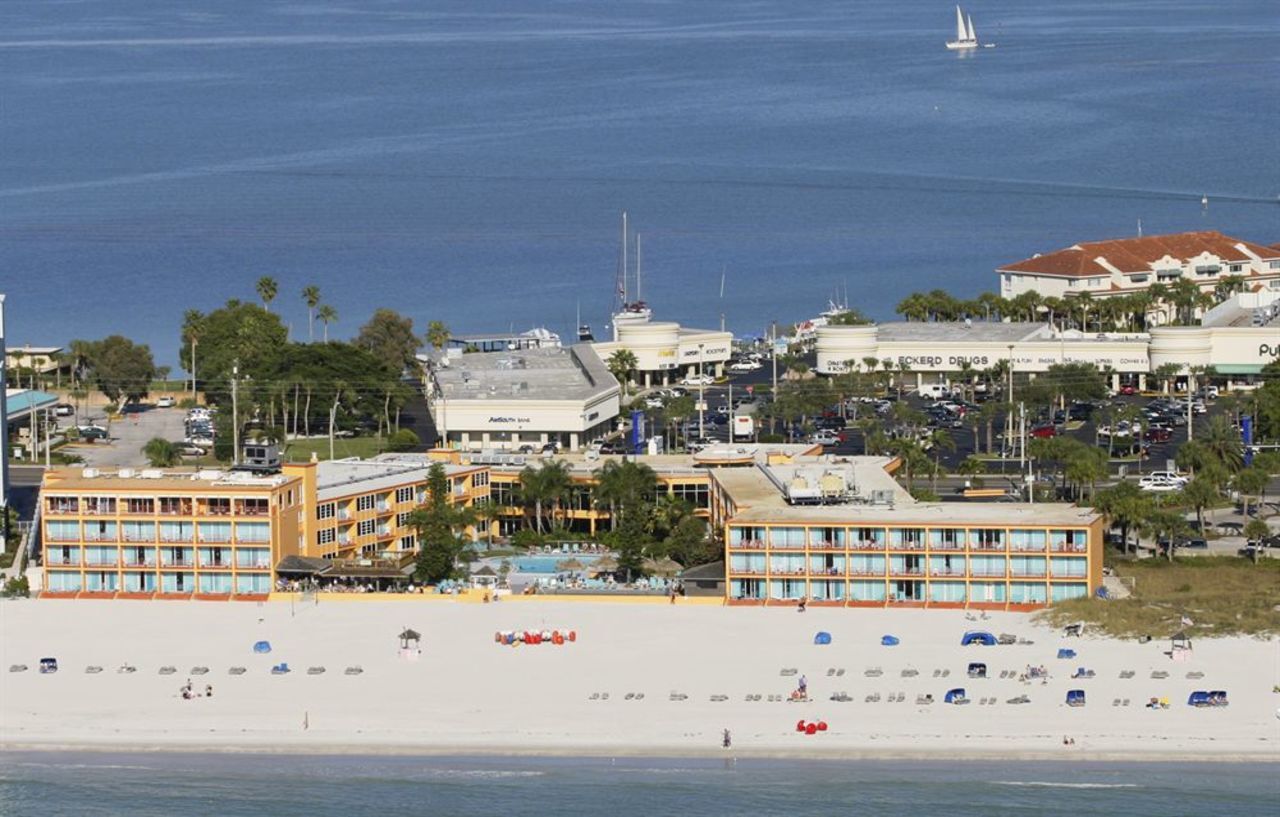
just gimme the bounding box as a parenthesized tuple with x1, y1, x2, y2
(887, 568, 925, 577)
(83, 533, 118, 543)
(45, 556, 81, 566)
(160, 556, 195, 568)
(969, 569, 1007, 578)
(729, 539, 766, 550)
(847, 568, 885, 576)
(809, 540, 844, 551)
(888, 543, 926, 552)
(929, 568, 966, 577)
(1010, 545, 1047, 553)
(158, 502, 193, 516)
(197, 534, 232, 544)
(122, 557, 158, 568)
(122, 531, 156, 543)
(337, 509, 353, 521)
(46, 503, 79, 515)
(122, 505, 155, 516)
(929, 542, 965, 552)
(1050, 543, 1088, 553)
(85, 557, 119, 567)
(847, 540, 884, 552)
(970, 543, 1006, 552)
(1010, 571, 1047, 578)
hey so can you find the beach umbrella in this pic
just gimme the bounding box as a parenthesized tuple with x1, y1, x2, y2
(555, 558, 585, 571)
(592, 555, 619, 573)
(643, 557, 684, 577)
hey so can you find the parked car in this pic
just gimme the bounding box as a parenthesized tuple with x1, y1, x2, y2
(156, 396, 176, 408)
(1119, 384, 1137, 395)
(178, 444, 207, 456)
(680, 374, 715, 386)
(810, 430, 844, 446)
(1182, 538, 1209, 550)
(1030, 425, 1058, 439)
(1144, 426, 1173, 443)
(77, 425, 109, 440)
(644, 396, 664, 409)
(728, 360, 760, 373)
(1138, 475, 1182, 493)
(1146, 470, 1188, 486)
(54, 403, 74, 416)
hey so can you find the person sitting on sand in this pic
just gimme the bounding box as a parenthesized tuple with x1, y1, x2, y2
(206, 684, 213, 698)
(797, 597, 807, 613)
(722, 729, 732, 749)
(798, 675, 807, 696)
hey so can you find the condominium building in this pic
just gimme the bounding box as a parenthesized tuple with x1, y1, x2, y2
(41, 467, 304, 599)
(997, 230, 1280, 302)
(711, 456, 1102, 610)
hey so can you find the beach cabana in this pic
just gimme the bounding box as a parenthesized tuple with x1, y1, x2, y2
(944, 688, 969, 704)
(253, 641, 272, 654)
(881, 635, 900, 646)
(643, 557, 684, 578)
(960, 631, 996, 646)
(1066, 689, 1086, 707)
(967, 662, 987, 678)
(1207, 690, 1228, 707)
(1187, 690, 1210, 707)
(555, 558, 585, 572)
(1171, 631, 1192, 653)
(813, 632, 832, 645)
(399, 628, 422, 650)
(38, 657, 58, 674)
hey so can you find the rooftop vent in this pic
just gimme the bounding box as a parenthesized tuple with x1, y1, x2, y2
(82, 467, 99, 479)
(140, 469, 164, 479)
(118, 468, 135, 479)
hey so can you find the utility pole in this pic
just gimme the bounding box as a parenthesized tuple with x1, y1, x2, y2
(1006, 344, 1015, 460)
(698, 342, 706, 441)
(231, 361, 240, 465)
(1186, 369, 1195, 442)
(190, 336, 198, 404)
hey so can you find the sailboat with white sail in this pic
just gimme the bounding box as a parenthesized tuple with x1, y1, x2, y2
(945, 5, 978, 50)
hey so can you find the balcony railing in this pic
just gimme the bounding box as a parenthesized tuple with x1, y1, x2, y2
(848, 540, 884, 551)
(123, 558, 158, 567)
(929, 568, 966, 577)
(160, 556, 195, 568)
(198, 534, 232, 544)
(159, 504, 193, 516)
(809, 567, 845, 576)
(1010, 544, 1047, 553)
(730, 539, 765, 549)
(888, 542, 926, 551)
(82, 506, 117, 516)
(83, 533, 118, 542)
(848, 568, 885, 576)
(969, 569, 1007, 577)
(122, 531, 155, 542)
(45, 556, 81, 566)
(46, 505, 79, 515)
(971, 542, 1006, 552)
(930, 541, 965, 551)
(85, 557, 119, 567)
(769, 542, 806, 550)
(888, 567, 925, 576)
(337, 510, 353, 521)
(810, 540, 844, 550)
(1051, 543, 1088, 553)
(1010, 570, 1047, 578)
(123, 505, 155, 516)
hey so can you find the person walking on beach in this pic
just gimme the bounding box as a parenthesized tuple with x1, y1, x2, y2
(798, 674, 807, 697)
(722, 729, 732, 749)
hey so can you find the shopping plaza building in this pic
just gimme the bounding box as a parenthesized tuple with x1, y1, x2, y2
(816, 295, 1280, 391)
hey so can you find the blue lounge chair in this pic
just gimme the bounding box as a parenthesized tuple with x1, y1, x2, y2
(1057, 648, 1077, 660)
(1066, 689, 1086, 707)
(944, 688, 969, 704)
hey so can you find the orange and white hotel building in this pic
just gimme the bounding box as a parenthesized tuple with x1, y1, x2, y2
(39, 454, 489, 600)
(711, 456, 1103, 610)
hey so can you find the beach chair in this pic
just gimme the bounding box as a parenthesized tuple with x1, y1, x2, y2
(270, 662, 290, 675)
(38, 658, 58, 674)
(901, 668, 918, 678)
(85, 665, 103, 674)
(343, 666, 363, 676)
(9, 664, 28, 673)
(229, 666, 247, 675)
(307, 666, 325, 675)
(159, 666, 176, 675)
(117, 664, 136, 674)
(191, 666, 209, 676)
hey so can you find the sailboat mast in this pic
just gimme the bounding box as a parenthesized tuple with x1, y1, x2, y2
(640, 234, 645, 302)
(955, 5, 966, 41)
(966, 14, 976, 42)
(621, 211, 629, 306)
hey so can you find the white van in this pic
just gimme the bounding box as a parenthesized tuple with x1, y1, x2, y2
(733, 415, 755, 439)
(917, 383, 949, 399)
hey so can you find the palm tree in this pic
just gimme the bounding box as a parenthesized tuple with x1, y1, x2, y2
(607, 349, 639, 396)
(142, 437, 180, 467)
(256, 276, 278, 312)
(302, 285, 321, 341)
(1200, 414, 1243, 472)
(593, 459, 657, 531)
(1093, 480, 1151, 554)
(927, 429, 955, 492)
(517, 460, 573, 533)
(426, 320, 451, 353)
(316, 304, 338, 341)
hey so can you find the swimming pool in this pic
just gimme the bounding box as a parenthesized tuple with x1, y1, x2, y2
(485, 555, 604, 574)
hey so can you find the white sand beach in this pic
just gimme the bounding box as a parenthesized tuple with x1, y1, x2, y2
(2, 598, 1277, 761)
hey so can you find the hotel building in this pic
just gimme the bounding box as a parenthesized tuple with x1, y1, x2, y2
(41, 467, 304, 599)
(38, 454, 489, 599)
(712, 456, 1102, 610)
(997, 230, 1280, 303)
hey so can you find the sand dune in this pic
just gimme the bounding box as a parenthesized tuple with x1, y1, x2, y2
(2, 599, 1277, 760)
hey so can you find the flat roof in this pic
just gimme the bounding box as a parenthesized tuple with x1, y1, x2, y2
(712, 456, 1099, 527)
(471, 443, 823, 479)
(315, 456, 479, 501)
(5, 389, 58, 418)
(433, 344, 618, 403)
(876, 322, 1053, 343)
(42, 467, 298, 493)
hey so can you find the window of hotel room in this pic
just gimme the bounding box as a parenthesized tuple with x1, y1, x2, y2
(396, 487, 414, 504)
(1051, 584, 1088, 602)
(973, 529, 1004, 548)
(730, 526, 764, 546)
(1009, 529, 1046, 551)
(928, 528, 964, 548)
(889, 528, 924, 548)
(769, 527, 805, 548)
(356, 494, 376, 512)
(851, 527, 885, 546)
(1050, 530, 1087, 551)
(812, 527, 845, 547)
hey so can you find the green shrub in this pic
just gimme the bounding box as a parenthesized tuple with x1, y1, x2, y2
(757, 434, 785, 443)
(511, 529, 542, 550)
(1, 576, 29, 598)
(388, 428, 420, 452)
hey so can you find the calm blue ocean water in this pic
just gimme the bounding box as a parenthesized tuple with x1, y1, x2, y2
(1, 753, 1277, 816)
(1, 1, 1277, 362)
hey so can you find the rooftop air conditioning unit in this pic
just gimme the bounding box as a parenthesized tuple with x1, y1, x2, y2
(118, 468, 135, 478)
(82, 468, 99, 478)
(140, 469, 163, 479)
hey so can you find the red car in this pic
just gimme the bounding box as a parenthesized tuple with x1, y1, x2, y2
(1144, 427, 1173, 443)
(1030, 425, 1058, 439)
(1119, 384, 1137, 395)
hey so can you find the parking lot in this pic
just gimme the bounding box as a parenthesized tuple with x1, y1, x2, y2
(55, 404, 188, 468)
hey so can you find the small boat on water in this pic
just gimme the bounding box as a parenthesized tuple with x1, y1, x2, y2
(946, 5, 978, 50)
